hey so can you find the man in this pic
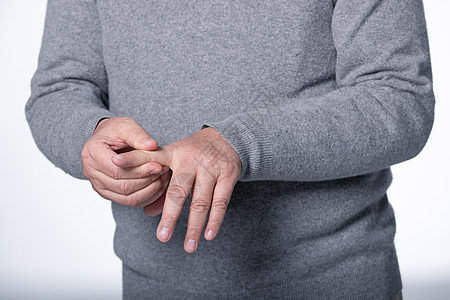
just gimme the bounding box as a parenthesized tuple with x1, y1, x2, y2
(26, 0, 434, 299)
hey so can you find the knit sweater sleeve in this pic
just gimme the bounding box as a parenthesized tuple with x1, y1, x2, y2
(25, 0, 115, 180)
(202, 0, 435, 182)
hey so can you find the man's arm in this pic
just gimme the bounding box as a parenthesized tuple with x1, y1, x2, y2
(25, 0, 115, 179)
(202, 0, 435, 182)
(25, 0, 169, 207)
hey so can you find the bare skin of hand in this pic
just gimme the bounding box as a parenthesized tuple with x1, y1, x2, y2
(81, 116, 171, 207)
(112, 127, 242, 253)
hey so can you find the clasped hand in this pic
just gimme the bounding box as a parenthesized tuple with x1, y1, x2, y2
(81, 117, 241, 253)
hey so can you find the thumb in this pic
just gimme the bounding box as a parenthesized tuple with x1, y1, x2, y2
(115, 118, 158, 151)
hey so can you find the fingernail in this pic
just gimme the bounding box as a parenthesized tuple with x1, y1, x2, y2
(159, 227, 170, 240)
(115, 155, 124, 160)
(160, 166, 169, 175)
(185, 239, 197, 252)
(206, 230, 215, 240)
(141, 138, 154, 144)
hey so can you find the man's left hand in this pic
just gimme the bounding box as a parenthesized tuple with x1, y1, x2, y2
(111, 127, 242, 253)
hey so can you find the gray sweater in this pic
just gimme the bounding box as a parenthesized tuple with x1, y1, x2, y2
(25, 0, 435, 299)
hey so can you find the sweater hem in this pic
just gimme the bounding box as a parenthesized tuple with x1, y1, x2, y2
(122, 248, 402, 300)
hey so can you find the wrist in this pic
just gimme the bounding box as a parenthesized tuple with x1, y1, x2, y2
(93, 117, 110, 136)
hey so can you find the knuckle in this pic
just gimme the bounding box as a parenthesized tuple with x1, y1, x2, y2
(126, 192, 140, 207)
(109, 166, 121, 180)
(219, 162, 239, 178)
(207, 218, 223, 229)
(172, 171, 194, 187)
(212, 198, 229, 211)
(167, 185, 187, 202)
(119, 180, 132, 195)
(187, 227, 203, 237)
(220, 166, 234, 177)
(191, 198, 211, 213)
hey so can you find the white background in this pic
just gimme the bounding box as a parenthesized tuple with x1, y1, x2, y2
(0, 1, 449, 299)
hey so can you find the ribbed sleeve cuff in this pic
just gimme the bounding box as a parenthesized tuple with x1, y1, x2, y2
(83, 112, 115, 143)
(201, 114, 275, 182)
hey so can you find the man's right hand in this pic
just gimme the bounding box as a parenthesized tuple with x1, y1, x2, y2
(81, 116, 171, 207)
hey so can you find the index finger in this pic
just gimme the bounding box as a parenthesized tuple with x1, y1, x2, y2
(112, 146, 173, 169)
(93, 143, 163, 179)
